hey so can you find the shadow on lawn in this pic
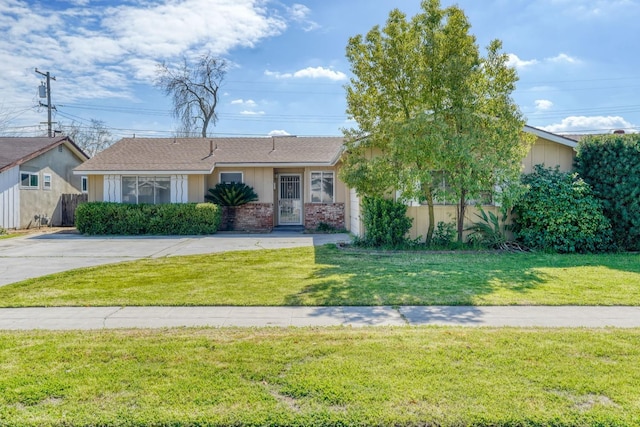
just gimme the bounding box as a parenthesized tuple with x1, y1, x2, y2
(284, 245, 640, 306)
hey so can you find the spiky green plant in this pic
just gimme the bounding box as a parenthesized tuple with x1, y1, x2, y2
(205, 183, 258, 207)
(465, 207, 508, 249)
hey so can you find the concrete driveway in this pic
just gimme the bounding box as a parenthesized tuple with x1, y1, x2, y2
(0, 231, 351, 287)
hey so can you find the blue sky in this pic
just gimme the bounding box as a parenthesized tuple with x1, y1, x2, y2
(2, 0, 639, 139)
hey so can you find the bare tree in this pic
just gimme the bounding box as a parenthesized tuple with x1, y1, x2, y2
(155, 53, 227, 138)
(61, 119, 114, 157)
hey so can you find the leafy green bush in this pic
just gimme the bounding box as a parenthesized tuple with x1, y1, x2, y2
(75, 202, 221, 235)
(432, 221, 456, 247)
(0, 227, 6, 236)
(205, 183, 258, 206)
(575, 134, 640, 250)
(359, 196, 412, 247)
(512, 165, 612, 253)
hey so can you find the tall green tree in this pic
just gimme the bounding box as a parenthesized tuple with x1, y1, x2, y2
(341, 0, 532, 243)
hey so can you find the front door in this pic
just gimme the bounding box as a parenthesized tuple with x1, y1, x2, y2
(278, 174, 302, 225)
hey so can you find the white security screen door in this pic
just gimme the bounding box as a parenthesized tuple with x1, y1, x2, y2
(278, 174, 302, 225)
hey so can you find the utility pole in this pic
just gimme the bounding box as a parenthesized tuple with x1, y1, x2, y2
(35, 68, 56, 137)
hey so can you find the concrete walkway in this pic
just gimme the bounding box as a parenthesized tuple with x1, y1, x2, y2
(1, 306, 640, 330)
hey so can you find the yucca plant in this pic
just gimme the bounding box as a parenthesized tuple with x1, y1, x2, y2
(465, 207, 508, 249)
(205, 183, 258, 231)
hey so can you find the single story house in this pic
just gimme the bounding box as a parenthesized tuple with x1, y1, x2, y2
(73, 136, 350, 231)
(0, 136, 89, 229)
(73, 127, 578, 237)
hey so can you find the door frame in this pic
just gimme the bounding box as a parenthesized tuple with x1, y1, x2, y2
(277, 173, 303, 225)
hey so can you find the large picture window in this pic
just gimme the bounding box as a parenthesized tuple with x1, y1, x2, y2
(122, 176, 170, 204)
(311, 171, 334, 203)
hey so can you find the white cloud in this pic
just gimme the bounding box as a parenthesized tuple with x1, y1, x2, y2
(287, 4, 320, 32)
(265, 66, 347, 81)
(231, 99, 257, 106)
(268, 129, 291, 136)
(534, 99, 554, 111)
(548, 53, 580, 64)
(507, 54, 538, 70)
(507, 52, 581, 71)
(240, 110, 265, 115)
(541, 116, 635, 133)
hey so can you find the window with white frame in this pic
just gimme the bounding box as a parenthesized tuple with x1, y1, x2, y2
(121, 176, 171, 204)
(219, 172, 243, 184)
(311, 171, 334, 203)
(81, 176, 88, 193)
(43, 173, 52, 190)
(20, 172, 39, 188)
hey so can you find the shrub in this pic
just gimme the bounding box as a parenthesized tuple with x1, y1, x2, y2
(575, 134, 640, 250)
(466, 207, 508, 249)
(360, 196, 412, 247)
(205, 183, 258, 206)
(512, 165, 612, 253)
(0, 227, 6, 236)
(432, 221, 456, 247)
(75, 202, 221, 235)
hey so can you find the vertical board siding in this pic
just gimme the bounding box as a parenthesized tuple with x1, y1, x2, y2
(0, 166, 20, 229)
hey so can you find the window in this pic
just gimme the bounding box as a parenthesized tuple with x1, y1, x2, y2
(43, 173, 52, 190)
(20, 172, 38, 188)
(311, 171, 334, 203)
(122, 176, 171, 204)
(81, 176, 88, 193)
(219, 172, 243, 184)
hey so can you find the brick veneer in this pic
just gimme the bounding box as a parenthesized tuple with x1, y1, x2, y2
(304, 203, 345, 230)
(221, 203, 273, 232)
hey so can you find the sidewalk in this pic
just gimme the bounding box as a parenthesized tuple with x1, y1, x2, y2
(1, 305, 640, 330)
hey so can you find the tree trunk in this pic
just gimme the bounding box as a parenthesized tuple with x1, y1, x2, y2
(457, 189, 467, 243)
(423, 185, 435, 245)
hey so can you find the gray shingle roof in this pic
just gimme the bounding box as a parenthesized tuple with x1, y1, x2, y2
(74, 136, 344, 173)
(0, 137, 88, 173)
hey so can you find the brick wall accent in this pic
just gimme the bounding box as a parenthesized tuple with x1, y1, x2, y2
(304, 203, 345, 230)
(221, 203, 273, 232)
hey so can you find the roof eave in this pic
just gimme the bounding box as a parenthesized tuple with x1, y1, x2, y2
(523, 125, 578, 149)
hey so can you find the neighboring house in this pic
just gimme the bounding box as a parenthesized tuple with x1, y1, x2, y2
(402, 125, 579, 240)
(73, 136, 350, 232)
(0, 137, 89, 229)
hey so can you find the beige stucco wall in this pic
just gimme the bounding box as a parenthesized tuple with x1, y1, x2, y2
(522, 136, 575, 174)
(20, 144, 84, 228)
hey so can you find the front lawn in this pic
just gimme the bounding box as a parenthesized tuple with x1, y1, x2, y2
(0, 245, 638, 307)
(1, 327, 639, 426)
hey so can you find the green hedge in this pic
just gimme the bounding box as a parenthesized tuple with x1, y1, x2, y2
(512, 165, 612, 253)
(575, 134, 640, 251)
(75, 202, 221, 235)
(360, 196, 412, 247)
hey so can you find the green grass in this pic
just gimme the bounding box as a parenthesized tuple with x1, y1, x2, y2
(0, 327, 639, 426)
(0, 245, 639, 307)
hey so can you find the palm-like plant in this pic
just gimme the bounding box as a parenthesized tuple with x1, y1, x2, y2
(205, 183, 258, 231)
(205, 183, 258, 206)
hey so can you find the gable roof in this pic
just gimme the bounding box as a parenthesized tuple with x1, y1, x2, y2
(523, 125, 578, 149)
(74, 136, 345, 175)
(0, 136, 89, 173)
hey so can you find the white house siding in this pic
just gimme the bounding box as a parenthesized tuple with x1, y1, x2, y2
(0, 166, 20, 229)
(349, 188, 361, 237)
(103, 175, 122, 202)
(170, 175, 188, 203)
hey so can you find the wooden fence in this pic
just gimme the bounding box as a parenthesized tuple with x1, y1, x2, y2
(61, 193, 88, 227)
